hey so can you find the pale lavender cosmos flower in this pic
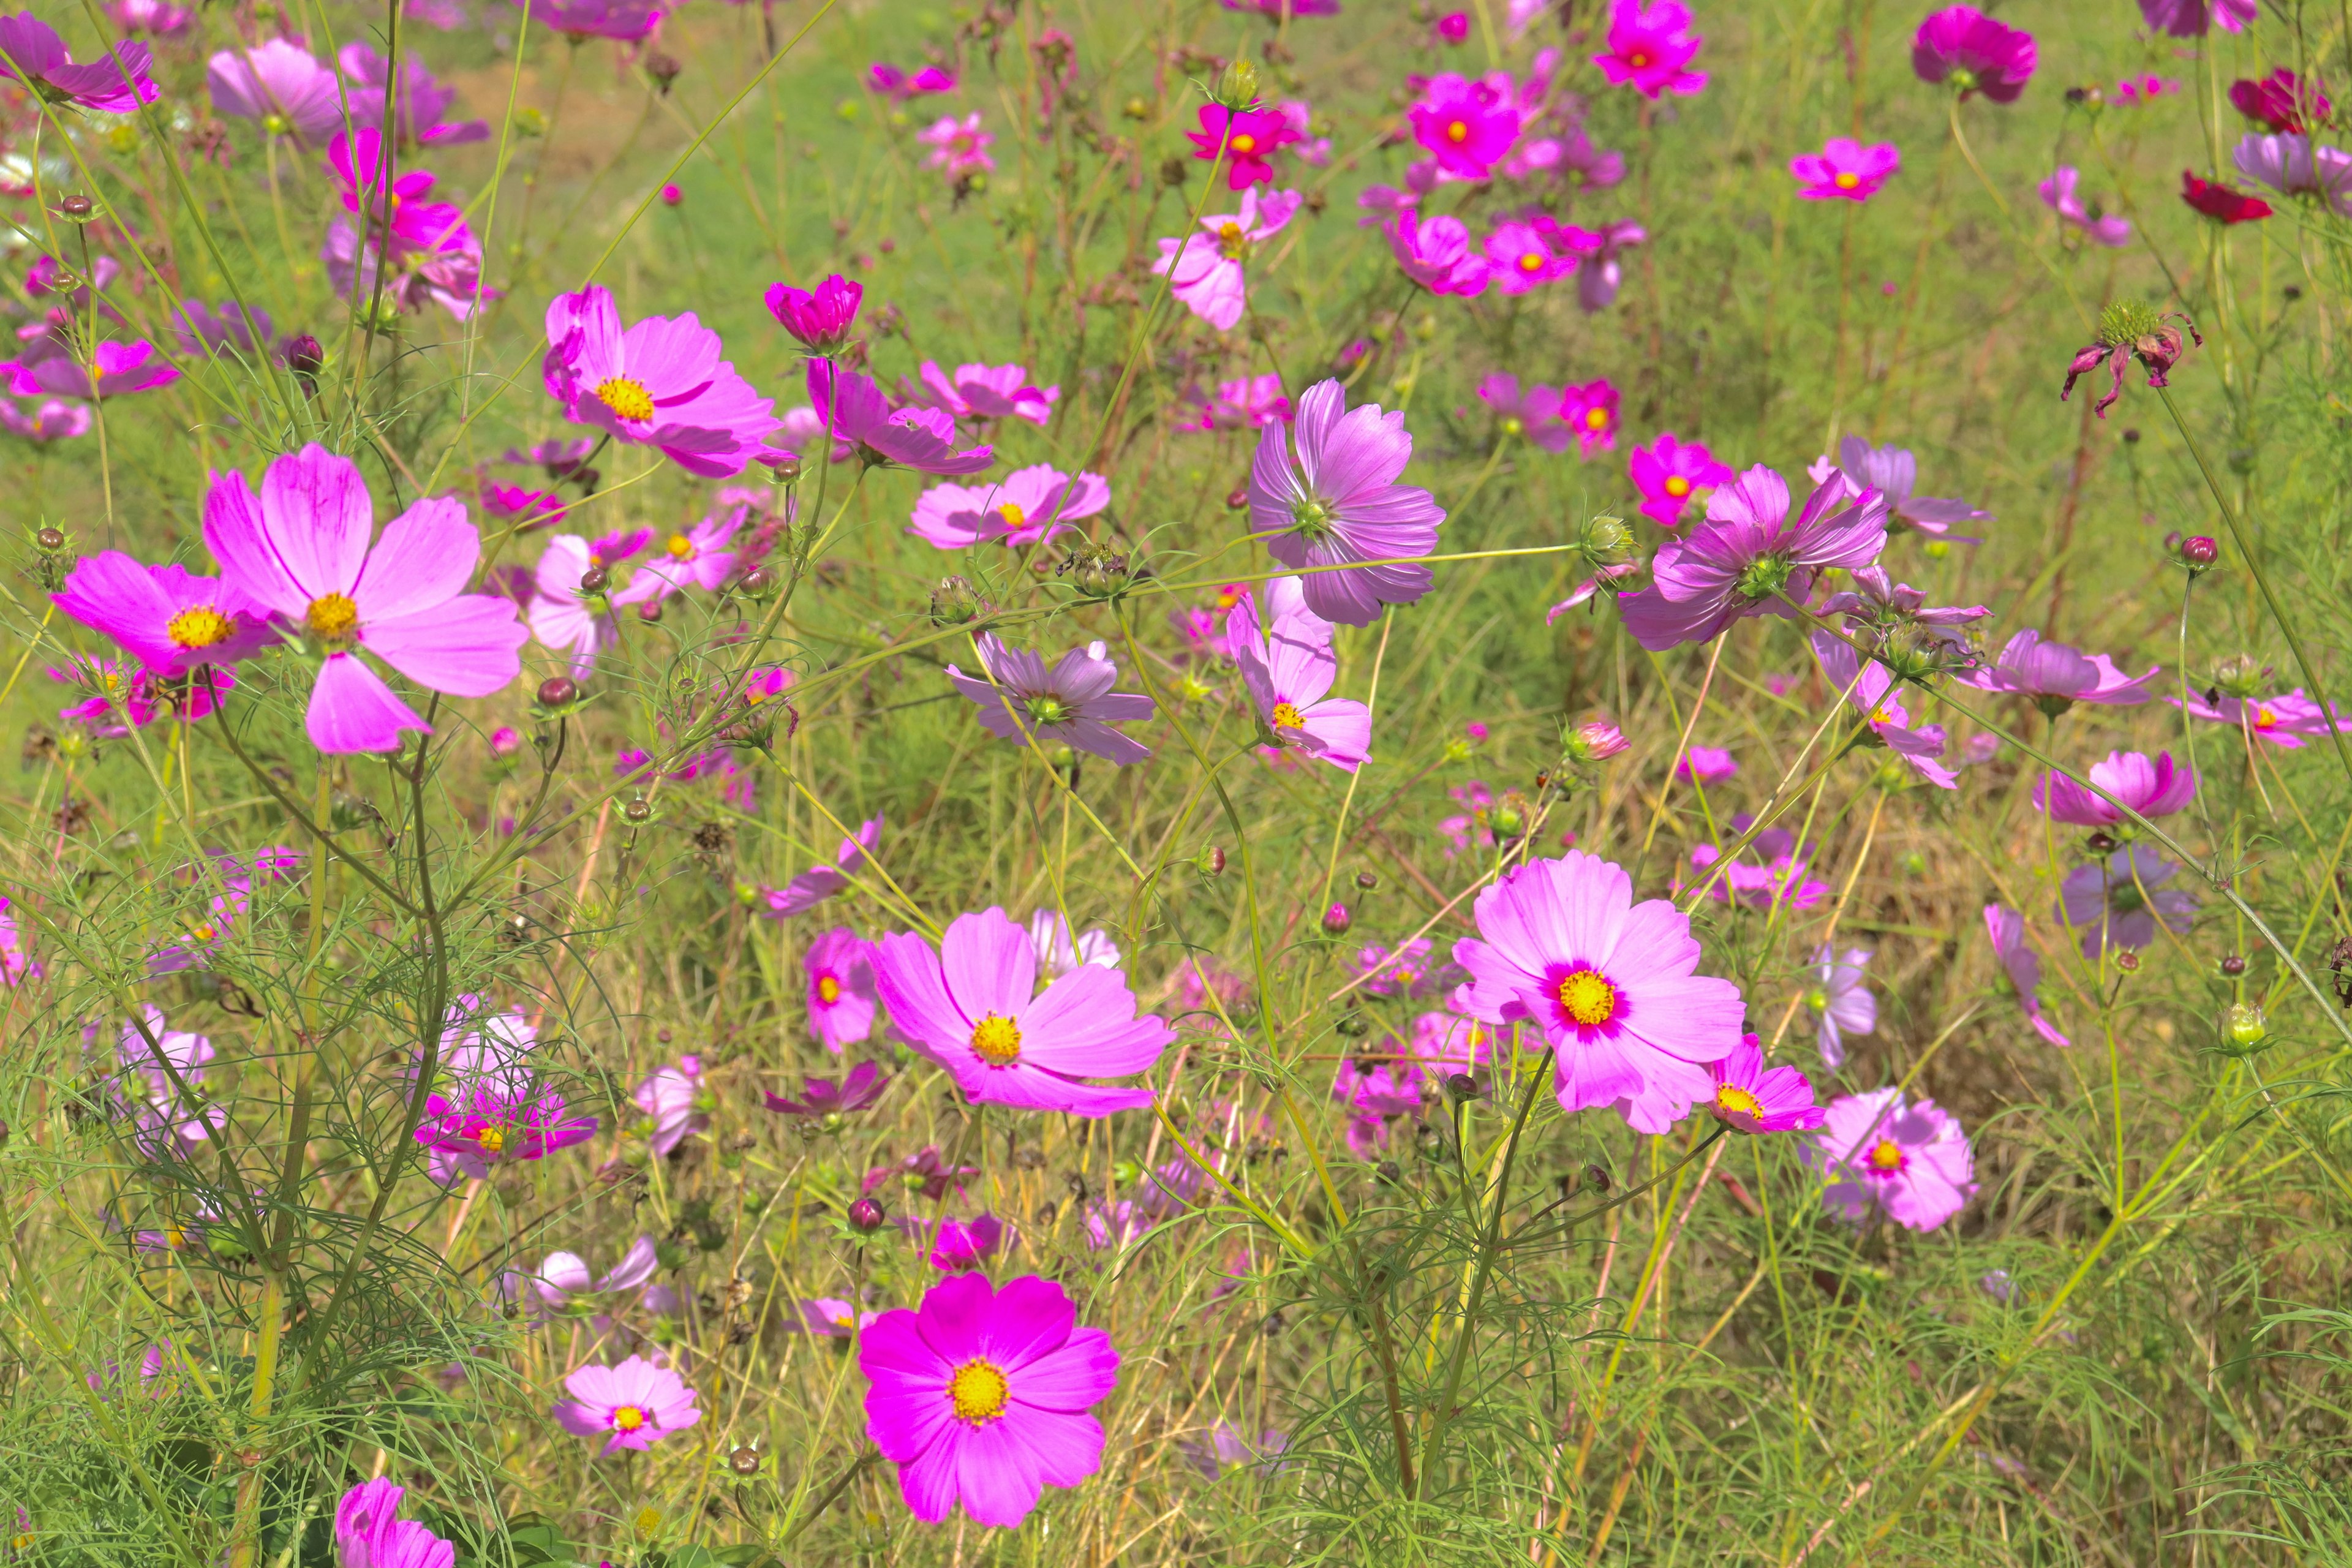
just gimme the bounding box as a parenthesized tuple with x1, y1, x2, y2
(2040, 167, 2130, 246)
(807, 362, 993, 475)
(339, 42, 489, 148)
(1180, 1421, 1293, 1479)
(1815, 1088, 1977, 1231)
(1818, 565, 1989, 658)
(1476, 374, 1570, 452)
(203, 444, 529, 753)
(1959, 628, 2158, 713)
(206, 39, 347, 145)
(949, 635, 1156, 765)
(1084, 1199, 1152, 1253)
(1153, 187, 1303, 331)
(1248, 378, 1447, 627)
(2035, 750, 2196, 826)
(1558, 219, 1647, 312)
(1387, 210, 1491, 296)
(757, 815, 883, 919)
(1028, 910, 1120, 978)
(0, 895, 38, 987)
(789, 1297, 876, 1336)
(1812, 434, 1991, 538)
(633, 1055, 711, 1156)
(2231, 134, 2352, 212)
(763, 1060, 891, 1121)
(905, 360, 1057, 426)
(1985, 903, 2069, 1047)
(1618, 466, 1888, 652)
(525, 535, 618, 676)
(611, 507, 743, 606)
(115, 1006, 217, 1159)
(552, 1357, 701, 1453)
(1226, 576, 1373, 772)
(1808, 946, 1876, 1069)
(2056, 848, 2196, 957)
(2174, 686, 2352, 748)
(173, 300, 274, 360)
(1809, 629, 1958, 789)
(0, 396, 90, 441)
(908, 464, 1107, 549)
(0, 13, 160, 111)
(905, 1213, 1012, 1272)
(1687, 826, 1828, 911)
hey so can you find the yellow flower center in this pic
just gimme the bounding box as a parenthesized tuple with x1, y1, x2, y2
(476, 1125, 507, 1154)
(1502, 416, 1523, 435)
(306, 592, 360, 642)
(971, 1014, 1022, 1065)
(1834, 170, 1860, 190)
(1585, 407, 1609, 429)
(1216, 586, 1243, 608)
(997, 502, 1027, 532)
(1806, 987, 1829, 1013)
(189, 923, 216, 943)
(612, 1404, 647, 1431)
(1272, 700, 1304, 729)
(167, 606, 234, 650)
(1445, 119, 1469, 143)
(1519, 251, 1544, 272)
(816, 974, 842, 1005)
(948, 1359, 1011, 1422)
(1866, 1138, 1905, 1172)
(666, 532, 693, 559)
(1868, 704, 1895, 726)
(162, 1223, 189, 1249)
(1626, 50, 1651, 68)
(1714, 1084, 1763, 1121)
(1664, 475, 1691, 498)
(594, 375, 656, 423)
(1216, 221, 1249, 259)
(2254, 706, 2277, 728)
(1231, 132, 1256, 154)
(1556, 968, 1618, 1027)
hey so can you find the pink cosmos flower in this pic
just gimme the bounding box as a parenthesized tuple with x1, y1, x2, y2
(1555, 219, 1648, 312)
(948, 634, 1156, 766)
(173, 300, 274, 360)
(1278, 99, 1332, 165)
(921, 112, 996, 178)
(2, 339, 179, 400)
(1911, 7, 2035, 103)
(1959, 628, 2158, 711)
(2040, 167, 2130, 246)
(905, 360, 1058, 426)
(1482, 221, 1576, 293)
(1354, 937, 1442, 999)
(1410, 73, 1523, 178)
(1558, 379, 1621, 457)
(522, 0, 663, 40)
(2114, 73, 2182, 105)
(766, 272, 863, 355)
(1686, 819, 1826, 911)
(1177, 374, 1291, 432)
(1626, 431, 1732, 526)
(2231, 134, 2352, 211)
(1593, 0, 1707, 100)
(0, 13, 159, 111)
(203, 445, 529, 753)
(1675, 746, 1737, 785)
(2036, 750, 2196, 826)
(2174, 685, 2352, 747)
(791, 1297, 877, 1336)
(864, 1145, 980, 1201)
(611, 508, 742, 606)
(872, 907, 1172, 1116)
(805, 927, 880, 1050)
(1809, 630, 1957, 789)
(1387, 211, 1491, 297)
(2057, 848, 2196, 957)
(1985, 903, 2069, 1047)
(1618, 467, 1889, 652)
(758, 815, 884, 919)
(543, 285, 780, 479)
(867, 61, 957, 101)
(1226, 575, 1373, 772)
(1248, 378, 1447, 627)
(908, 464, 1107, 550)
(110, 0, 192, 35)
(415, 1081, 597, 1182)
(1813, 435, 1989, 538)
(1, 397, 90, 441)
(1220, 0, 1340, 12)
(906, 1213, 1011, 1272)
(515, 1236, 667, 1319)
(1453, 850, 1746, 1133)
(633, 1054, 710, 1156)
(1814, 1088, 1977, 1231)
(1790, 138, 1899, 202)
(340, 42, 489, 148)
(1705, 1035, 1824, 1133)
(2231, 69, 2329, 135)
(524, 536, 617, 676)
(1476, 374, 1570, 451)
(1188, 104, 1300, 189)
(2141, 0, 2254, 35)
(322, 131, 490, 322)
(206, 39, 346, 145)
(52, 553, 272, 680)
(554, 1355, 701, 1453)
(861, 1272, 1117, 1528)
(1808, 946, 1876, 1068)
(335, 1480, 456, 1568)
(480, 483, 567, 533)
(763, 1060, 891, 1120)
(807, 362, 994, 474)
(1028, 910, 1120, 976)
(53, 657, 234, 740)
(1153, 186, 1303, 332)
(0, 895, 37, 987)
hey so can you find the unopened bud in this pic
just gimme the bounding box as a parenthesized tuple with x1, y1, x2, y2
(1354, 871, 1378, 890)
(34, 526, 64, 552)
(636, 598, 663, 623)
(622, 795, 652, 824)
(578, 565, 609, 594)
(2085, 831, 2118, 853)
(1196, 844, 1226, 876)
(2179, 535, 2218, 569)
(1215, 58, 1260, 110)
(2220, 954, 2247, 977)
(59, 194, 92, 221)
(1583, 1160, 1611, 1193)
(737, 565, 778, 600)
(2223, 1001, 2268, 1051)
(929, 574, 982, 626)
(1320, 902, 1351, 937)
(1334, 1012, 1368, 1037)
(1444, 1072, 1477, 1101)
(1224, 487, 1249, 511)
(1562, 720, 1630, 767)
(2114, 949, 2139, 973)
(728, 1444, 761, 1476)
(644, 50, 680, 89)
(846, 1196, 887, 1233)
(537, 676, 579, 707)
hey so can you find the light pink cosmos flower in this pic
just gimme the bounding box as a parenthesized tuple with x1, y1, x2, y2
(633, 1054, 710, 1156)
(1177, 374, 1292, 432)
(1675, 746, 1737, 785)
(53, 657, 236, 741)
(1686, 821, 1827, 911)
(1027, 909, 1120, 976)
(1705, 1035, 1824, 1133)
(905, 360, 1058, 426)
(1593, 0, 1707, 100)
(1387, 211, 1492, 296)
(808, 362, 995, 475)
(1959, 628, 2158, 711)
(1, 396, 90, 441)
(870, 907, 1172, 1115)
(543, 285, 780, 479)
(520, 0, 663, 40)
(52, 552, 272, 680)
(905, 1212, 1011, 1272)
(908, 464, 1107, 549)
(2174, 685, 2352, 747)
(1812, 435, 1989, 538)
(921, 113, 995, 178)
(611, 507, 742, 606)
(206, 39, 347, 145)
(2231, 133, 2352, 212)
(1618, 467, 1888, 652)
(1815, 1088, 1977, 1232)
(1626, 431, 1732, 526)
(2, 339, 179, 399)
(1808, 946, 1876, 1068)
(1278, 99, 1332, 165)
(1790, 138, 1899, 202)
(110, 0, 192, 35)
(1355, 937, 1445, 999)
(334, 1480, 455, 1568)
(1985, 903, 2069, 1047)
(1153, 186, 1303, 332)
(415, 1080, 597, 1182)
(1248, 378, 1447, 627)
(554, 1355, 701, 1454)
(806, 927, 880, 1050)
(791, 1297, 876, 1336)
(948, 635, 1156, 766)
(1483, 220, 1577, 293)
(861, 1272, 1118, 1528)
(1476, 374, 1570, 451)
(1409, 73, 1523, 178)
(203, 445, 529, 754)
(2036, 750, 2196, 826)
(2040, 167, 2130, 246)
(1558, 379, 1620, 457)
(2141, 0, 2255, 35)
(1453, 850, 1746, 1133)
(524, 535, 618, 676)
(1226, 575, 1373, 772)
(1809, 630, 1958, 789)
(758, 815, 884, 919)
(1911, 7, 2035, 104)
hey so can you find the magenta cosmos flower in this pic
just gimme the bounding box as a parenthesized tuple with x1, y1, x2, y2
(1153, 186, 1303, 332)
(907, 1213, 1011, 1272)
(415, 1080, 596, 1182)
(763, 1060, 890, 1121)
(203, 445, 529, 753)
(2, 396, 90, 441)
(340, 42, 489, 148)
(1387, 211, 1491, 297)
(335, 1480, 455, 1568)
(110, 0, 192, 36)
(1618, 467, 1888, 652)
(867, 61, 957, 101)
(911, 464, 1107, 549)
(554, 1355, 701, 1453)
(632, 1054, 709, 1156)
(0, 13, 159, 111)
(521, 0, 663, 40)
(544, 285, 780, 479)
(872, 907, 1172, 1115)
(759, 815, 883, 919)
(2036, 750, 2195, 826)
(948, 634, 1156, 766)
(766, 272, 862, 355)
(1409, 73, 1523, 179)
(805, 926, 880, 1050)
(1483, 221, 1577, 294)
(2176, 685, 2352, 747)
(610, 507, 742, 607)
(3, 339, 179, 401)
(1912, 7, 2034, 102)
(1985, 903, 2068, 1047)
(1959, 628, 2157, 712)
(862, 1272, 1118, 1528)
(1558, 379, 1620, 456)
(1705, 1035, 1824, 1134)
(1815, 1088, 1977, 1231)
(1627, 431, 1732, 526)
(1809, 630, 1956, 789)
(1476, 375, 1570, 451)
(1226, 575, 1373, 772)
(2142, 0, 2254, 34)
(921, 112, 996, 178)
(1188, 104, 1300, 189)
(2041, 167, 2130, 246)
(206, 39, 347, 145)
(1791, 138, 1899, 202)
(1178, 373, 1291, 432)
(1248, 378, 1447, 627)
(52, 552, 273, 679)
(1556, 218, 1647, 312)
(322, 130, 489, 322)
(1453, 850, 1747, 1133)
(2231, 69, 2328, 134)
(1593, 0, 1708, 100)
(907, 360, 1057, 426)
(808, 362, 993, 475)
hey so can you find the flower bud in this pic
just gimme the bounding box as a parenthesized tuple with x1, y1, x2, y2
(35, 526, 65, 552)
(622, 795, 652, 824)
(929, 574, 982, 626)
(644, 51, 680, 91)
(2114, 949, 2139, 973)
(764, 272, 863, 356)
(2223, 1001, 2268, 1052)
(58, 194, 93, 221)
(536, 676, 579, 708)
(1562, 720, 1629, 767)
(1196, 844, 1226, 876)
(1224, 487, 1250, 511)
(728, 1444, 761, 1476)
(1444, 1072, 1477, 1101)
(578, 565, 609, 594)
(658, 181, 682, 205)
(2220, 954, 2247, 977)
(489, 726, 521, 758)
(737, 565, 780, 600)
(2178, 535, 2218, 570)
(1583, 1159, 1611, 1193)
(1354, 871, 1378, 890)
(846, 1196, 887, 1233)
(1320, 902, 1351, 937)
(637, 598, 663, 623)
(1214, 58, 1260, 110)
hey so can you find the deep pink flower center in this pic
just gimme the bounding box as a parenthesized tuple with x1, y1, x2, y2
(1556, 968, 1618, 1028)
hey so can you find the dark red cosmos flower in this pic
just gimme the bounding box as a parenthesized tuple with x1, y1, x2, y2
(2180, 170, 2274, 224)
